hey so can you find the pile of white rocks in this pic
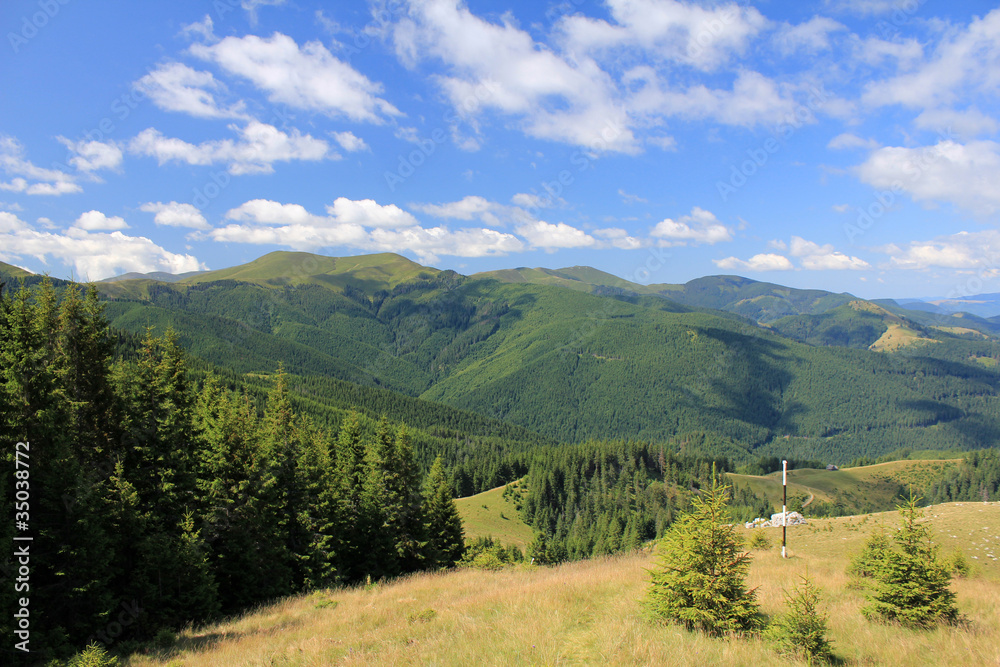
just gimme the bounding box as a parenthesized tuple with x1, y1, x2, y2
(744, 511, 806, 529)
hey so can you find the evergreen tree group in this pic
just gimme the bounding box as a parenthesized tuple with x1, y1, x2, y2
(0, 281, 464, 664)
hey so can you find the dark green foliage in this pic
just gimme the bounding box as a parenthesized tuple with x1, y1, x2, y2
(860, 495, 959, 628)
(765, 575, 834, 664)
(848, 528, 891, 580)
(92, 263, 1000, 463)
(423, 457, 465, 569)
(927, 448, 1000, 503)
(645, 476, 762, 635)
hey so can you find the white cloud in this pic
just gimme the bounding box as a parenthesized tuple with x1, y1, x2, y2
(773, 16, 845, 56)
(861, 9, 1000, 110)
(414, 195, 503, 225)
(854, 36, 922, 67)
(327, 197, 419, 229)
(800, 252, 870, 270)
(0, 211, 28, 233)
(593, 227, 643, 250)
(0, 218, 205, 281)
(879, 230, 1000, 270)
(580, 0, 767, 71)
(57, 138, 123, 173)
(128, 121, 332, 175)
(515, 220, 596, 250)
(225, 199, 323, 226)
(714, 253, 794, 271)
(624, 67, 798, 129)
(140, 201, 210, 230)
(190, 33, 400, 123)
(365, 226, 524, 264)
(332, 131, 368, 152)
(0, 136, 81, 196)
(74, 210, 129, 231)
(135, 62, 247, 119)
(827, 133, 878, 150)
(392, 0, 637, 152)
(856, 140, 1000, 215)
(650, 206, 732, 246)
(914, 107, 999, 139)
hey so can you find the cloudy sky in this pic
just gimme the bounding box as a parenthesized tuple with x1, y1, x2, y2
(2, 0, 999, 298)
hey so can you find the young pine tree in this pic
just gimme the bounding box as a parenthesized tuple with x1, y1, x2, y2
(861, 494, 959, 628)
(645, 475, 762, 635)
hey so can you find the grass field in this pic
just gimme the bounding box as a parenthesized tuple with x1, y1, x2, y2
(727, 459, 961, 514)
(121, 502, 1000, 666)
(454, 481, 534, 549)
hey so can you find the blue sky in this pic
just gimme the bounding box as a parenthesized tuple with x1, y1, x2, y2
(2, 0, 1000, 299)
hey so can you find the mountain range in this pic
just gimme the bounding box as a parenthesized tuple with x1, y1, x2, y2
(4, 252, 1000, 464)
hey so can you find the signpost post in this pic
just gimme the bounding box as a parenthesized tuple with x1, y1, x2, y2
(782, 459, 787, 559)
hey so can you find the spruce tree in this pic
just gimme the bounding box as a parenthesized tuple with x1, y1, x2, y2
(423, 456, 465, 568)
(861, 495, 959, 628)
(645, 475, 762, 635)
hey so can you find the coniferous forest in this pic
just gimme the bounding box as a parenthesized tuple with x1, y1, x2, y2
(0, 281, 463, 662)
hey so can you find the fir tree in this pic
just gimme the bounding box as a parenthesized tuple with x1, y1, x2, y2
(645, 475, 762, 635)
(861, 494, 959, 628)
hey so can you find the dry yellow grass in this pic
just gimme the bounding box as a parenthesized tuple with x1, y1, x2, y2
(124, 502, 1000, 666)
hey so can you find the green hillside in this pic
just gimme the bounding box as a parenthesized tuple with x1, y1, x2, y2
(454, 481, 535, 549)
(90, 251, 1000, 463)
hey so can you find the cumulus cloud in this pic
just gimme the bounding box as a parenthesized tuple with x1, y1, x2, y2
(593, 227, 643, 250)
(135, 62, 248, 119)
(140, 201, 210, 230)
(128, 121, 332, 175)
(714, 253, 794, 272)
(74, 210, 129, 231)
(190, 33, 400, 123)
(0, 213, 205, 280)
(856, 140, 1000, 216)
(326, 197, 419, 229)
(650, 207, 732, 246)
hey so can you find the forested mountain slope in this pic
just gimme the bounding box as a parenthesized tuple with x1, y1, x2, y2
(64, 251, 1000, 463)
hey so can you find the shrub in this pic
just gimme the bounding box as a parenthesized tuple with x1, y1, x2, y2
(766, 575, 835, 664)
(948, 549, 971, 578)
(645, 475, 762, 635)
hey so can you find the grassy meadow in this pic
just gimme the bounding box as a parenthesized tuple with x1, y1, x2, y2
(453, 481, 534, 549)
(121, 501, 1000, 666)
